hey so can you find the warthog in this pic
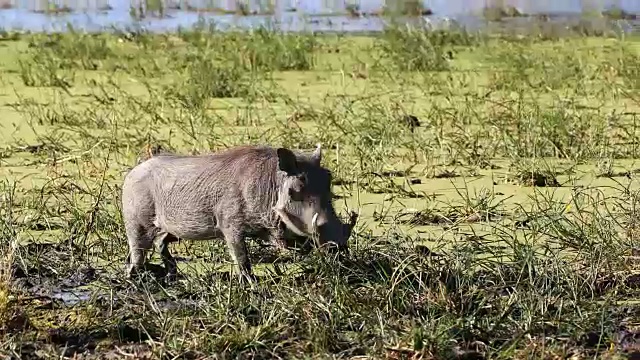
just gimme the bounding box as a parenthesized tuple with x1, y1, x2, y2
(122, 144, 358, 283)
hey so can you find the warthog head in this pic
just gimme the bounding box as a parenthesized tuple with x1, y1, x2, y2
(272, 144, 357, 250)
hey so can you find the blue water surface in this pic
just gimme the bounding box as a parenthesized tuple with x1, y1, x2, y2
(0, 0, 639, 33)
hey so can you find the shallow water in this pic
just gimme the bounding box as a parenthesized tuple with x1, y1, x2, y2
(1, 0, 640, 33)
(50, 288, 93, 306)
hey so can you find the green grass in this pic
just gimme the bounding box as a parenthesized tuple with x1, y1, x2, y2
(1, 21, 640, 359)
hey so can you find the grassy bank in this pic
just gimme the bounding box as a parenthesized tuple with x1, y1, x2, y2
(1, 23, 640, 358)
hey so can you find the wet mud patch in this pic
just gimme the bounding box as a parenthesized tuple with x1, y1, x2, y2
(12, 264, 112, 308)
(7, 318, 162, 359)
(4, 242, 212, 359)
(12, 341, 161, 360)
(8, 242, 136, 311)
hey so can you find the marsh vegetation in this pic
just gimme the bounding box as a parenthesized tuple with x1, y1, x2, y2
(1, 16, 640, 359)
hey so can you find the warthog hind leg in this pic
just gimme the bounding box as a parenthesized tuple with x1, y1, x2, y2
(155, 231, 179, 280)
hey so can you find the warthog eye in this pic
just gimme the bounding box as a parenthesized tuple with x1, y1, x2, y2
(298, 172, 308, 184)
(288, 173, 307, 201)
(288, 187, 304, 201)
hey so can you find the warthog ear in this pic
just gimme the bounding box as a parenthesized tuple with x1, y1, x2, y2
(276, 148, 298, 174)
(310, 143, 322, 166)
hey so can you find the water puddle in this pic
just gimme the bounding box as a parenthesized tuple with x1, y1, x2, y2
(0, 0, 639, 33)
(49, 288, 92, 306)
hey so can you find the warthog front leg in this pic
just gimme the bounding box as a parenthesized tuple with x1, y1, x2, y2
(222, 226, 256, 285)
(270, 222, 289, 252)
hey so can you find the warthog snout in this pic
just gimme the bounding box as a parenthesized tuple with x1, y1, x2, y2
(314, 210, 358, 253)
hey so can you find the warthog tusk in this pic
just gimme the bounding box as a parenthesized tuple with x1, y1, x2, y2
(312, 213, 319, 233)
(311, 212, 323, 249)
(273, 206, 307, 237)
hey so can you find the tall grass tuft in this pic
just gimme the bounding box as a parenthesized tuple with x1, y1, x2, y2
(378, 24, 477, 71)
(178, 24, 318, 71)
